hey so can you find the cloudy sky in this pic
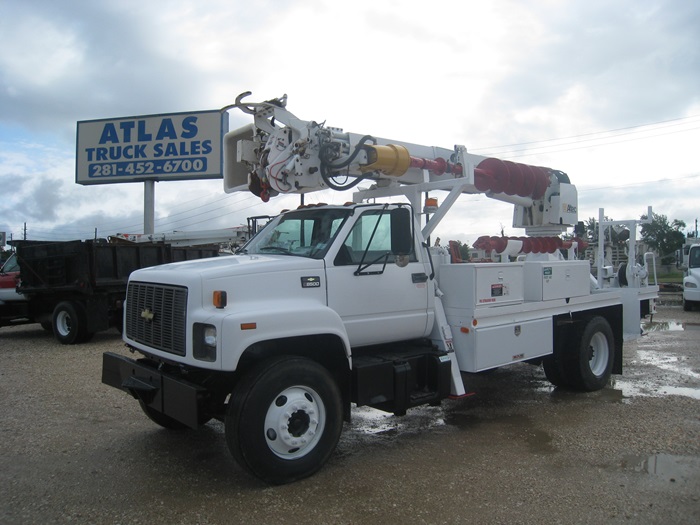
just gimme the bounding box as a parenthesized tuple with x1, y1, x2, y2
(1, 0, 699, 249)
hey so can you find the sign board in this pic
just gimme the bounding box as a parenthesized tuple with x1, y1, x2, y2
(76, 110, 228, 185)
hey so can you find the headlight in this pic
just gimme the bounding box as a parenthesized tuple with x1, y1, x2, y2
(686, 282, 698, 289)
(193, 323, 217, 361)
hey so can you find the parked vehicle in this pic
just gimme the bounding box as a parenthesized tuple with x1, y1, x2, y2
(682, 243, 700, 311)
(0, 253, 22, 304)
(102, 92, 658, 484)
(1, 240, 218, 342)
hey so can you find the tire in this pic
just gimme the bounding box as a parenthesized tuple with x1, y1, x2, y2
(563, 316, 615, 392)
(683, 299, 692, 312)
(138, 401, 189, 430)
(52, 301, 92, 345)
(226, 357, 343, 485)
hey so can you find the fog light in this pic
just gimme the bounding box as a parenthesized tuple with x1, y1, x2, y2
(193, 323, 217, 361)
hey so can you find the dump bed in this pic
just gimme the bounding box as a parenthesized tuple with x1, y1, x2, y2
(15, 240, 218, 295)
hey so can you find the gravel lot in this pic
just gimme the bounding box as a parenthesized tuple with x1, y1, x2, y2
(1, 304, 699, 524)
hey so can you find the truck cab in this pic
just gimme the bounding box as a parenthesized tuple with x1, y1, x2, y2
(0, 253, 23, 304)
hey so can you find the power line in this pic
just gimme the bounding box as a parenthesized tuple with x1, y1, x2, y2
(472, 113, 700, 152)
(579, 172, 700, 193)
(472, 114, 700, 159)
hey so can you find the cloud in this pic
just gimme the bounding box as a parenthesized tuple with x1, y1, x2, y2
(0, 0, 698, 246)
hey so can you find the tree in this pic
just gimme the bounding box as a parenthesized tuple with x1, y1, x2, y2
(444, 239, 472, 261)
(584, 216, 629, 245)
(640, 213, 686, 265)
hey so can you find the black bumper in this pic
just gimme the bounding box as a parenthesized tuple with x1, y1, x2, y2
(102, 352, 205, 429)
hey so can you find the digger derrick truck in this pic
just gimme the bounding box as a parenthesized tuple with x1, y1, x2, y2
(102, 92, 658, 484)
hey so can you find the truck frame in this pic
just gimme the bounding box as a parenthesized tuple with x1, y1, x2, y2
(102, 92, 658, 484)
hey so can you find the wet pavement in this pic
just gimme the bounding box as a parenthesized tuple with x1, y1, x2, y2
(1, 305, 699, 524)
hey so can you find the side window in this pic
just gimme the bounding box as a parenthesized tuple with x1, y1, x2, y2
(347, 213, 392, 253)
(335, 210, 415, 266)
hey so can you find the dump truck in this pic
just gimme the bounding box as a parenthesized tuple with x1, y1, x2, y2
(1, 239, 217, 343)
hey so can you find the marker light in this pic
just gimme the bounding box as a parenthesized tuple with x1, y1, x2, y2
(213, 290, 227, 308)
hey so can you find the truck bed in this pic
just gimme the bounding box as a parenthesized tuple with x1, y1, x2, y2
(16, 240, 218, 295)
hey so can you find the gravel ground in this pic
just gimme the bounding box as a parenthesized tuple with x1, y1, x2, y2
(1, 304, 699, 524)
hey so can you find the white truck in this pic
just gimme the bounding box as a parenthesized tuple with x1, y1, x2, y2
(682, 242, 700, 311)
(102, 92, 658, 484)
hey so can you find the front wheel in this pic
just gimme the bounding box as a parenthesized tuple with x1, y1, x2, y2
(226, 357, 343, 485)
(563, 316, 615, 391)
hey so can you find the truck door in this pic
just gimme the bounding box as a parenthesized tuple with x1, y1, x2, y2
(325, 209, 431, 346)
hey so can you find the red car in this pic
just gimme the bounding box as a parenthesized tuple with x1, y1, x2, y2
(0, 253, 23, 304)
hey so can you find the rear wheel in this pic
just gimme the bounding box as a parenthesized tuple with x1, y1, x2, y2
(563, 316, 615, 391)
(52, 301, 93, 344)
(226, 356, 343, 485)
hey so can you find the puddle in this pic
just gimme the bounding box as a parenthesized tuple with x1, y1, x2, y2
(636, 350, 700, 380)
(621, 454, 700, 483)
(605, 348, 700, 400)
(351, 405, 446, 436)
(611, 379, 700, 401)
(642, 320, 700, 332)
(526, 428, 555, 454)
(642, 321, 685, 332)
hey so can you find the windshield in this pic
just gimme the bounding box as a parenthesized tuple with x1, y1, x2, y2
(690, 246, 700, 269)
(0, 253, 18, 273)
(243, 208, 351, 259)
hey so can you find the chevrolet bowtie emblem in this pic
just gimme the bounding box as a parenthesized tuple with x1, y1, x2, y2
(141, 308, 155, 322)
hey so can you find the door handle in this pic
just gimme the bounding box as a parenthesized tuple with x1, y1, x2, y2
(412, 273, 429, 283)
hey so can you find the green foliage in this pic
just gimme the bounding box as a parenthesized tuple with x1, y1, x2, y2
(447, 239, 472, 261)
(640, 213, 686, 265)
(584, 216, 629, 245)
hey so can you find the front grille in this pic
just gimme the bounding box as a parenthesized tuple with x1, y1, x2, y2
(125, 281, 188, 356)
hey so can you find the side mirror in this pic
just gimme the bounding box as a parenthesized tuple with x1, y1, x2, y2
(390, 207, 413, 256)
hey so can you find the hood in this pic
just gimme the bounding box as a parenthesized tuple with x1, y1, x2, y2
(129, 254, 325, 287)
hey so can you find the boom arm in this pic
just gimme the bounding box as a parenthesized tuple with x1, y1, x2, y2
(223, 92, 578, 235)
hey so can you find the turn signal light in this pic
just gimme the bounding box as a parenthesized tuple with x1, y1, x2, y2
(213, 290, 227, 308)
